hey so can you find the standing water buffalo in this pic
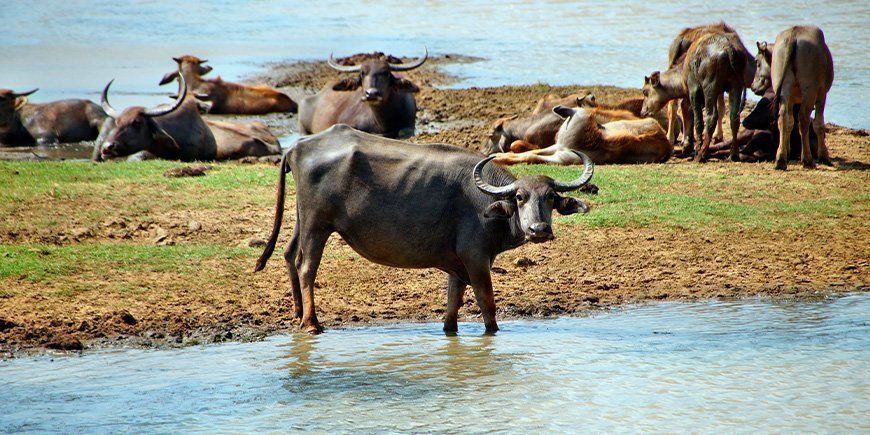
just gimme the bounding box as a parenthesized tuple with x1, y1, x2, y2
(297, 49, 427, 138)
(683, 30, 752, 162)
(0, 89, 109, 146)
(254, 124, 594, 334)
(98, 76, 217, 161)
(160, 55, 297, 114)
(491, 106, 672, 165)
(751, 26, 834, 170)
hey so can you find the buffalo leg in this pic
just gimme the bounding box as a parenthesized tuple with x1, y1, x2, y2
(776, 99, 794, 170)
(695, 89, 719, 163)
(713, 94, 726, 143)
(814, 93, 832, 166)
(464, 260, 498, 334)
(727, 87, 742, 161)
(666, 99, 679, 144)
(797, 96, 816, 169)
(677, 98, 694, 156)
(443, 274, 467, 334)
(297, 230, 330, 334)
(283, 224, 304, 320)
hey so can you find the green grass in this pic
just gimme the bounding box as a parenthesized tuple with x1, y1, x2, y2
(508, 164, 867, 230)
(0, 243, 250, 284)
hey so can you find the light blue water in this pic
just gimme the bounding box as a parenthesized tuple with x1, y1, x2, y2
(2, 294, 868, 433)
(0, 0, 867, 128)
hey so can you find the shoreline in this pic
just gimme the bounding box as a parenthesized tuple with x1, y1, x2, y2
(1, 55, 868, 357)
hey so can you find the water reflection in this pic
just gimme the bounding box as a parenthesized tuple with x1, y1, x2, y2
(1, 295, 867, 432)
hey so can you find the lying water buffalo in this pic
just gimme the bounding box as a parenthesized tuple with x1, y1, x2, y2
(751, 26, 834, 170)
(298, 49, 427, 138)
(0, 88, 109, 146)
(204, 119, 281, 160)
(254, 124, 594, 334)
(485, 95, 638, 155)
(684, 31, 752, 162)
(160, 55, 297, 115)
(98, 77, 217, 161)
(491, 106, 672, 165)
(706, 90, 817, 162)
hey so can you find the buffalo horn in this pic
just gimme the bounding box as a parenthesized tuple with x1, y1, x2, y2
(553, 150, 595, 192)
(388, 47, 428, 72)
(144, 75, 187, 117)
(13, 88, 38, 98)
(327, 53, 362, 73)
(472, 155, 517, 197)
(100, 80, 120, 119)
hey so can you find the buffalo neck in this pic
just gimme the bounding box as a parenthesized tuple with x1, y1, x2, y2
(661, 65, 688, 98)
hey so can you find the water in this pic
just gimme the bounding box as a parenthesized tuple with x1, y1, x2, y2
(1, 0, 868, 129)
(2, 294, 868, 432)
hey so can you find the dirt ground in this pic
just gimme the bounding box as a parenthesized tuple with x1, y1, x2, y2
(1, 54, 867, 355)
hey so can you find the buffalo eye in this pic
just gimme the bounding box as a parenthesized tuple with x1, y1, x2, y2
(546, 192, 555, 202)
(515, 193, 525, 203)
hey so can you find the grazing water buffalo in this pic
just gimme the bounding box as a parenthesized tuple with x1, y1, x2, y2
(254, 124, 594, 334)
(683, 31, 752, 162)
(298, 49, 427, 138)
(160, 55, 297, 114)
(0, 89, 109, 146)
(751, 26, 833, 170)
(491, 106, 672, 165)
(485, 95, 638, 155)
(98, 77, 217, 161)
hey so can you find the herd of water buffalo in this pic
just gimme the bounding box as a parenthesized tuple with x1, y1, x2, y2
(0, 22, 836, 333)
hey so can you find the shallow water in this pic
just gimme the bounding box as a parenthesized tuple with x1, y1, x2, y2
(1, 0, 868, 131)
(2, 294, 868, 432)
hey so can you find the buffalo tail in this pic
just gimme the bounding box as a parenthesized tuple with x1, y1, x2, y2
(254, 150, 291, 272)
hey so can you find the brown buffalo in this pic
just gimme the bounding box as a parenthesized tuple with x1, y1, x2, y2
(98, 77, 217, 161)
(485, 96, 638, 155)
(160, 55, 297, 115)
(205, 119, 281, 160)
(751, 26, 834, 170)
(0, 89, 109, 146)
(298, 49, 427, 138)
(683, 31, 752, 161)
(491, 106, 672, 165)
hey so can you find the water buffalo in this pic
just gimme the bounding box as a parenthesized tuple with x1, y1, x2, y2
(160, 55, 297, 115)
(297, 49, 427, 138)
(485, 95, 638, 155)
(662, 22, 739, 145)
(491, 106, 672, 165)
(0, 89, 109, 146)
(98, 77, 217, 161)
(205, 119, 281, 160)
(684, 31, 752, 162)
(706, 91, 817, 162)
(751, 26, 833, 170)
(254, 124, 594, 334)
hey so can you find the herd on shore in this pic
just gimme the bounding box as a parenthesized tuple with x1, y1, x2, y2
(1, 22, 833, 172)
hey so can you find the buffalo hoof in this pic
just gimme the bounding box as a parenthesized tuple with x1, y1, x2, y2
(775, 160, 789, 171)
(802, 160, 817, 170)
(820, 157, 834, 167)
(728, 153, 740, 162)
(301, 321, 323, 335)
(694, 153, 708, 163)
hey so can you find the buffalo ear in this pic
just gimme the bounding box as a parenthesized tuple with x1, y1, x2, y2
(649, 71, 661, 87)
(555, 196, 589, 215)
(484, 200, 516, 219)
(757, 41, 767, 52)
(552, 105, 576, 119)
(13, 96, 29, 110)
(393, 77, 420, 93)
(159, 71, 179, 86)
(332, 78, 361, 91)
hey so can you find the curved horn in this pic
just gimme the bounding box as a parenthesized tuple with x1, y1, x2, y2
(100, 80, 120, 119)
(13, 88, 38, 98)
(327, 52, 361, 73)
(388, 46, 428, 72)
(473, 155, 517, 197)
(144, 75, 187, 117)
(553, 151, 595, 192)
(198, 58, 208, 64)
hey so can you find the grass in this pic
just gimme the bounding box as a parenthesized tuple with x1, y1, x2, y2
(0, 160, 865, 289)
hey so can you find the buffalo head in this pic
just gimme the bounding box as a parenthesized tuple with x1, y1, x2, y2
(640, 72, 669, 117)
(159, 55, 213, 86)
(473, 152, 593, 243)
(99, 76, 188, 159)
(0, 88, 37, 127)
(327, 48, 427, 104)
(751, 41, 773, 96)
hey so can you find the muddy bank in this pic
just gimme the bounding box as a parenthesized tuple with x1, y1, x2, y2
(1, 54, 868, 356)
